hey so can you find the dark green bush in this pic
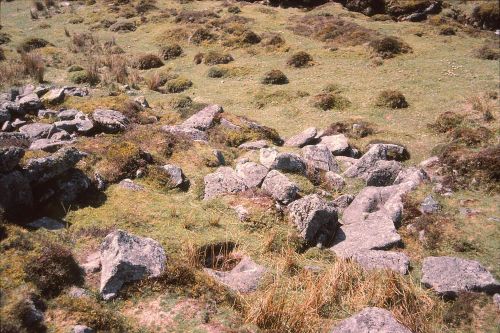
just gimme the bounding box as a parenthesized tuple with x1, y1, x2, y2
(261, 69, 288, 85)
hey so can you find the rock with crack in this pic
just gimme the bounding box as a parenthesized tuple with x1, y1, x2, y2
(261, 170, 299, 205)
(330, 212, 402, 256)
(161, 125, 208, 141)
(270, 152, 307, 174)
(421, 256, 500, 298)
(19, 123, 58, 140)
(27, 217, 65, 230)
(319, 134, 351, 156)
(302, 144, 339, 172)
(0, 146, 24, 173)
(182, 104, 223, 130)
(203, 167, 248, 200)
(330, 307, 412, 333)
(349, 250, 410, 274)
(364, 160, 403, 186)
(239, 140, 268, 150)
(235, 161, 268, 188)
(285, 127, 317, 147)
(288, 194, 339, 246)
(92, 109, 129, 133)
(204, 256, 266, 293)
(161, 164, 186, 188)
(100, 230, 166, 300)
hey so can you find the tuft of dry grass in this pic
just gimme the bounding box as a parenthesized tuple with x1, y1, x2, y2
(20, 52, 45, 83)
(375, 90, 408, 108)
(368, 36, 412, 59)
(287, 51, 313, 68)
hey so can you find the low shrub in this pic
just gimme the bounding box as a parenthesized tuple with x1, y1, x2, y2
(312, 93, 350, 110)
(227, 6, 241, 14)
(323, 120, 375, 138)
(368, 36, 412, 59)
(439, 26, 456, 36)
(207, 66, 228, 78)
(17, 37, 50, 53)
(261, 69, 288, 85)
(375, 90, 408, 108)
(203, 51, 234, 65)
(428, 111, 463, 133)
(165, 77, 192, 93)
(449, 126, 492, 147)
(190, 28, 217, 45)
(133, 54, 164, 70)
(160, 44, 183, 60)
(469, 2, 499, 30)
(193, 52, 204, 64)
(287, 51, 313, 68)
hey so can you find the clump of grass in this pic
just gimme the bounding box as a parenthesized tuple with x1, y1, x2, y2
(449, 126, 492, 147)
(368, 36, 412, 59)
(287, 51, 313, 68)
(261, 69, 288, 85)
(443, 292, 483, 328)
(133, 53, 164, 70)
(23, 243, 83, 297)
(159, 44, 183, 60)
(428, 111, 464, 133)
(375, 90, 408, 108)
(165, 77, 192, 93)
(193, 52, 204, 64)
(207, 66, 228, 78)
(17, 37, 50, 53)
(203, 51, 234, 65)
(312, 93, 350, 110)
(468, 94, 495, 121)
(190, 27, 217, 45)
(323, 120, 375, 138)
(20, 52, 45, 83)
(439, 26, 456, 36)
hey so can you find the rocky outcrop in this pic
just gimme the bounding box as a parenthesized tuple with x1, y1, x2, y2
(239, 140, 268, 150)
(330, 307, 412, 333)
(319, 134, 351, 156)
(161, 125, 208, 141)
(100, 230, 166, 300)
(19, 123, 57, 140)
(205, 256, 266, 293)
(285, 127, 317, 147)
(0, 146, 24, 173)
(269, 152, 307, 174)
(235, 161, 268, 188)
(364, 160, 402, 186)
(302, 144, 339, 172)
(92, 109, 129, 133)
(261, 170, 299, 204)
(203, 167, 248, 199)
(182, 104, 223, 130)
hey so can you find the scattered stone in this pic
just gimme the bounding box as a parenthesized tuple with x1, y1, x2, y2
(0, 132, 30, 148)
(320, 134, 350, 156)
(288, 194, 339, 245)
(0, 146, 24, 173)
(29, 138, 71, 152)
(27, 217, 65, 230)
(344, 143, 408, 178)
(350, 250, 410, 274)
(203, 167, 248, 200)
(1, 121, 12, 132)
(205, 256, 266, 293)
(182, 104, 223, 130)
(421, 256, 500, 298)
(54, 112, 94, 134)
(239, 140, 268, 150)
(220, 118, 240, 130)
(40, 87, 65, 104)
(332, 194, 354, 210)
(324, 171, 346, 191)
(57, 109, 80, 120)
(364, 160, 403, 186)
(420, 195, 440, 214)
(261, 170, 299, 204)
(11, 118, 27, 129)
(73, 325, 95, 333)
(19, 123, 57, 140)
(235, 161, 268, 188)
(38, 109, 58, 118)
(63, 86, 89, 97)
(270, 152, 306, 174)
(285, 127, 317, 147)
(18, 93, 42, 112)
(302, 144, 339, 172)
(259, 147, 278, 168)
(161, 164, 186, 188)
(161, 125, 208, 141)
(100, 230, 166, 300)
(92, 109, 128, 133)
(330, 307, 412, 333)
(118, 179, 144, 191)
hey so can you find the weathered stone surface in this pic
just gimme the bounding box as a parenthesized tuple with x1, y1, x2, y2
(22, 147, 86, 184)
(259, 147, 278, 169)
(0, 146, 24, 173)
(270, 152, 306, 174)
(420, 195, 440, 214)
(285, 127, 317, 147)
(288, 194, 339, 245)
(73, 325, 95, 333)
(18, 93, 42, 112)
(324, 171, 346, 191)
(54, 112, 94, 134)
(220, 118, 240, 130)
(0, 132, 31, 148)
(92, 109, 128, 133)
(182, 104, 223, 130)
(302, 144, 339, 172)
(0, 108, 11, 123)
(350, 250, 410, 274)
(364, 160, 403, 186)
(29, 138, 71, 152)
(118, 179, 144, 191)
(40, 87, 65, 104)
(11, 118, 27, 129)
(161, 125, 208, 141)
(261, 170, 299, 204)
(0, 171, 33, 216)
(344, 144, 407, 178)
(161, 164, 186, 188)
(330, 307, 412, 333)
(205, 256, 266, 293)
(63, 86, 89, 97)
(330, 212, 402, 256)
(55, 169, 92, 204)
(67, 286, 91, 299)
(57, 109, 79, 120)
(100, 230, 166, 300)
(422, 256, 500, 298)
(203, 167, 248, 200)
(332, 194, 354, 211)
(38, 109, 58, 118)
(235, 161, 268, 188)
(239, 140, 268, 150)
(320, 134, 350, 156)
(19, 123, 57, 140)
(27, 217, 65, 230)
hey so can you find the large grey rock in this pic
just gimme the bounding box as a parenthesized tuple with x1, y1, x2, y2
(421, 256, 500, 298)
(100, 230, 166, 300)
(270, 152, 306, 174)
(203, 167, 248, 200)
(54, 112, 94, 134)
(40, 87, 65, 104)
(182, 104, 223, 130)
(29, 138, 72, 152)
(19, 123, 57, 140)
(330, 307, 412, 333)
(285, 127, 317, 147)
(235, 161, 268, 188)
(288, 194, 339, 245)
(239, 140, 268, 150)
(344, 144, 407, 178)
(320, 134, 350, 156)
(92, 109, 128, 133)
(330, 212, 402, 256)
(18, 93, 42, 112)
(205, 256, 266, 293)
(364, 160, 403, 186)
(302, 144, 339, 172)
(0, 146, 24, 173)
(161, 125, 208, 141)
(261, 170, 299, 204)
(0, 171, 33, 216)
(57, 109, 80, 120)
(160, 164, 186, 188)
(324, 171, 346, 191)
(0, 132, 31, 148)
(350, 250, 410, 274)
(22, 147, 85, 184)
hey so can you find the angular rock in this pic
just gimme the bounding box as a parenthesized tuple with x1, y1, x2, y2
(285, 127, 317, 147)
(259, 147, 278, 168)
(235, 161, 268, 188)
(261, 170, 299, 204)
(92, 109, 128, 133)
(18, 93, 42, 112)
(161, 164, 186, 188)
(302, 144, 339, 172)
(22, 147, 85, 184)
(54, 112, 94, 134)
(27, 217, 65, 230)
(55, 169, 92, 204)
(182, 104, 223, 130)
(29, 138, 71, 152)
(330, 307, 412, 333)
(239, 140, 268, 150)
(0, 146, 24, 173)
(324, 171, 346, 191)
(0, 132, 31, 148)
(0, 171, 33, 216)
(344, 144, 407, 178)
(320, 134, 350, 156)
(40, 87, 65, 104)
(332, 194, 354, 211)
(420, 195, 440, 214)
(205, 256, 266, 293)
(203, 167, 248, 200)
(19, 123, 57, 140)
(100, 230, 166, 300)
(350, 250, 410, 274)
(38, 109, 58, 119)
(365, 160, 403, 186)
(118, 179, 144, 191)
(11, 118, 27, 129)
(270, 152, 306, 174)
(422, 256, 500, 298)
(288, 194, 339, 245)
(161, 125, 208, 141)
(57, 109, 80, 120)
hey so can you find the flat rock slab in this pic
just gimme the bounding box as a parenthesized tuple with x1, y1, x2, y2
(344, 143, 407, 178)
(330, 307, 412, 333)
(284, 127, 317, 147)
(421, 256, 500, 298)
(205, 256, 266, 293)
(236, 161, 268, 188)
(29, 138, 72, 152)
(261, 170, 299, 205)
(330, 212, 401, 257)
(203, 167, 248, 200)
(270, 152, 306, 174)
(239, 140, 268, 150)
(118, 179, 144, 191)
(182, 104, 223, 130)
(161, 125, 208, 141)
(19, 123, 57, 140)
(92, 109, 128, 133)
(350, 250, 410, 274)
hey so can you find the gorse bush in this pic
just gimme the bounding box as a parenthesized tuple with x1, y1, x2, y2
(312, 93, 350, 110)
(203, 51, 234, 65)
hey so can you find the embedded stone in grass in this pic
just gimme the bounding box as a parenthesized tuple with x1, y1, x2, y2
(203, 166, 248, 200)
(161, 125, 208, 141)
(235, 161, 268, 188)
(27, 217, 65, 230)
(330, 307, 412, 333)
(92, 109, 129, 133)
(182, 104, 223, 131)
(204, 256, 266, 293)
(270, 152, 307, 174)
(284, 127, 318, 147)
(261, 69, 288, 85)
(350, 250, 410, 274)
(261, 170, 299, 204)
(324, 171, 346, 191)
(376, 90, 408, 108)
(364, 160, 403, 186)
(239, 140, 268, 150)
(287, 51, 313, 68)
(319, 134, 351, 156)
